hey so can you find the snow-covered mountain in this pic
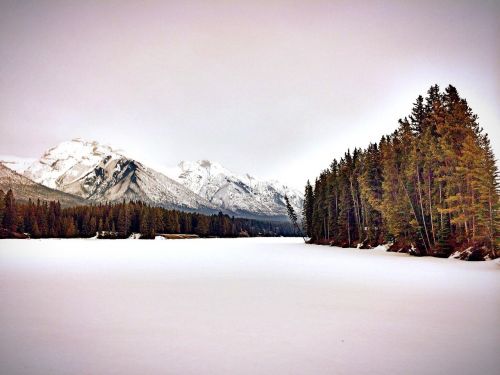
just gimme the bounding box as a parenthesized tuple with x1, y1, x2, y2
(166, 160, 303, 219)
(23, 139, 217, 212)
(0, 155, 36, 174)
(9, 138, 302, 219)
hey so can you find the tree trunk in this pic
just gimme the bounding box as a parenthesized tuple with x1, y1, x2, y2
(488, 190, 495, 256)
(347, 210, 351, 247)
(439, 182, 444, 230)
(402, 179, 429, 253)
(428, 171, 436, 245)
(416, 165, 432, 251)
(350, 178, 361, 241)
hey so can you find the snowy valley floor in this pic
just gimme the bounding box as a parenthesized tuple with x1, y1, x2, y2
(0, 238, 499, 375)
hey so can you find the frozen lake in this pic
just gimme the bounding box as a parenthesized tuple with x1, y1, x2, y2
(0, 238, 499, 375)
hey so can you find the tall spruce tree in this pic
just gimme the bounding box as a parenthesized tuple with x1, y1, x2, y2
(0, 189, 5, 228)
(303, 84, 498, 258)
(302, 180, 314, 238)
(285, 194, 305, 242)
(2, 189, 17, 232)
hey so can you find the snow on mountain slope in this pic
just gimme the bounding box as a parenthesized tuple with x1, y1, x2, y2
(24, 139, 216, 211)
(0, 155, 36, 174)
(24, 138, 120, 189)
(17, 139, 302, 219)
(167, 160, 303, 219)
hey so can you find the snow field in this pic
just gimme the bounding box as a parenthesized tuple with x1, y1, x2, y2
(0, 238, 498, 375)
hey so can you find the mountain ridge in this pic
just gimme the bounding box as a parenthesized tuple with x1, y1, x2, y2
(0, 164, 88, 207)
(23, 139, 218, 213)
(4, 138, 303, 220)
(167, 159, 303, 219)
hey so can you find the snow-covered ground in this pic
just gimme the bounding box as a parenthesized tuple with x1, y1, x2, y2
(0, 238, 498, 375)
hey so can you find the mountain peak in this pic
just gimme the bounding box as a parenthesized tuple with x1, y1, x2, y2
(169, 159, 303, 218)
(25, 138, 121, 189)
(70, 137, 93, 143)
(21, 140, 216, 211)
(11, 139, 303, 219)
(199, 159, 211, 168)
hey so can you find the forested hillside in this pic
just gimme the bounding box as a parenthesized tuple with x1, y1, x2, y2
(0, 190, 296, 239)
(303, 85, 498, 259)
(0, 164, 87, 207)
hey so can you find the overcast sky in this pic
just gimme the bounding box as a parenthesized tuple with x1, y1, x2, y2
(0, 0, 498, 189)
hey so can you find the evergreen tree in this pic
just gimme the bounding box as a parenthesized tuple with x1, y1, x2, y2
(0, 189, 5, 228)
(285, 194, 305, 242)
(117, 205, 129, 237)
(302, 180, 314, 238)
(304, 84, 498, 258)
(2, 189, 17, 232)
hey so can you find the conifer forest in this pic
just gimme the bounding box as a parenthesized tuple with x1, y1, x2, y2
(0, 190, 295, 239)
(302, 85, 498, 259)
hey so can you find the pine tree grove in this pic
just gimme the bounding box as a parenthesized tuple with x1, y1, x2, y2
(0, 192, 296, 239)
(305, 85, 499, 258)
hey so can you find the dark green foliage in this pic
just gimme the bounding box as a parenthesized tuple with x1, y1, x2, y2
(284, 195, 297, 224)
(2, 189, 17, 232)
(0, 189, 5, 225)
(304, 85, 499, 258)
(302, 181, 314, 237)
(435, 224, 452, 257)
(285, 194, 304, 240)
(0, 194, 297, 239)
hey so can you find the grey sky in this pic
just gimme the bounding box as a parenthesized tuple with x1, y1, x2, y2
(0, 0, 498, 189)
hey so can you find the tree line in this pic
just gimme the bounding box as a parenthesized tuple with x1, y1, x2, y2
(302, 85, 498, 258)
(0, 190, 296, 239)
